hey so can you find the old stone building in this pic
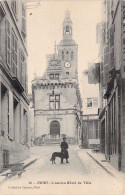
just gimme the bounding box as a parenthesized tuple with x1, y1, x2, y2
(97, 0, 125, 172)
(0, 1, 30, 172)
(81, 67, 100, 149)
(32, 11, 82, 145)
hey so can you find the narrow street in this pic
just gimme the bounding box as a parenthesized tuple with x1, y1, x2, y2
(0, 146, 123, 195)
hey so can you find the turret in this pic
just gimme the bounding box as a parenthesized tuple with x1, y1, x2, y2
(63, 10, 72, 40)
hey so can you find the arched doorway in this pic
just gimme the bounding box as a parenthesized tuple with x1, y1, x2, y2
(50, 121, 60, 138)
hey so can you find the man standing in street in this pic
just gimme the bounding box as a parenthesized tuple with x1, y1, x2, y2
(60, 137, 69, 164)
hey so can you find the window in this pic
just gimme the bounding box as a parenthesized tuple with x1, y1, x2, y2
(49, 95, 60, 110)
(87, 97, 98, 108)
(66, 25, 70, 34)
(71, 51, 74, 60)
(21, 3, 26, 39)
(6, 20, 11, 67)
(55, 74, 59, 79)
(66, 51, 69, 59)
(87, 98, 92, 107)
(20, 50, 27, 92)
(49, 74, 59, 80)
(11, 1, 17, 17)
(6, 20, 18, 74)
(20, 50, 25, 84)
(88, 120, 100, 139)
(62, 51, 64, 60)
(50, 74, 54, 80)
(11, 31, 18, 76)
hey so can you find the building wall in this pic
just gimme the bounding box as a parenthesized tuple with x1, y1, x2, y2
(0, 1, 30, 173)
(34, 113, 76, 138)
(34, 86, 77, 111)
(97, 0, 125, 172)
(33, 83, 80, 143)
(81, 73, 100, 148)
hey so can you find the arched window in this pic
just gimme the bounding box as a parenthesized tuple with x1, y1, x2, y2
(66, 25, 70, 34)
(66, 51, 69, 59)
(71, 51, 74, 60)
(62, 51, 64, 60)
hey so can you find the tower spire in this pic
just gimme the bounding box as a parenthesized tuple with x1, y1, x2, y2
(63, 10, 72, 39)
(54, 40, 56, 54)
(65, 9, 70, 19)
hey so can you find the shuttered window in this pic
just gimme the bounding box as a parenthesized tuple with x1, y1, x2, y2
(19, 50, 27, 92)
(6, 20, 11, 67)
(11, 31, 18, 76)
(21, 3, 26, 39)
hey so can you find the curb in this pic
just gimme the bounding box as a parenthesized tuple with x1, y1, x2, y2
(0, 158, 37, 185)
(23, 158, 37, 169)
(87, 152, 115, 177)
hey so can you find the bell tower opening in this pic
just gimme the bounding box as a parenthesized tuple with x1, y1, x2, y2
(63, 10, 72, 38)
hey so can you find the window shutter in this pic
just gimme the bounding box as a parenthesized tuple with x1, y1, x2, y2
(6, 19, 11, 67)
(9, 90, 14, 140)
(21, 3, 26, 39)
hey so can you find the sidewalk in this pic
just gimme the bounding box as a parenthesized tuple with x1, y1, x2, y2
(85, 149, 125, 180)
(0, 157, 37, 185)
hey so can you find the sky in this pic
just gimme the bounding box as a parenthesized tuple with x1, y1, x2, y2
(27, 0, 103, 94)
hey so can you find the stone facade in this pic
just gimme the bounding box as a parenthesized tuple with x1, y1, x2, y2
(32, 11, 82, 144)
(97, 0, 125, 172)
(0, 1, 30, 172)
(81, 72, 100, 149)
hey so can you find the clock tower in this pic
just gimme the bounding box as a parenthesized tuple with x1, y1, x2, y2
(58, 10, 78, 80)
(32, 10, 82, 145)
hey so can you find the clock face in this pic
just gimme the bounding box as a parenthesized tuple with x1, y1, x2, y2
(64, 61, 71, 68)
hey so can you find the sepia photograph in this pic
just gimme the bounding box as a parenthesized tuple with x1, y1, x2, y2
(0, 0, 125, 194)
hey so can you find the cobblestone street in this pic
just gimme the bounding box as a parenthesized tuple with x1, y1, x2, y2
(0, 146, 123, 195)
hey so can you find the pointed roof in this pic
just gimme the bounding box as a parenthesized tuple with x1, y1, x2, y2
(63, 10, 72, 25)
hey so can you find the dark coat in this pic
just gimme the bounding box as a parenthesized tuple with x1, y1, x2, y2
(61, 141, 69, 159)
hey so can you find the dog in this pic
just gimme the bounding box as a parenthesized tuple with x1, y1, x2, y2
(50, 149, 67, 164)
(50, 152, 63, 164)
